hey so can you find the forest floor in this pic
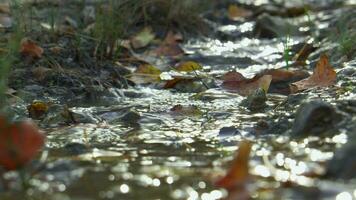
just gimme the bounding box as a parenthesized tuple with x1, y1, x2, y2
(0, 0, 356, 200)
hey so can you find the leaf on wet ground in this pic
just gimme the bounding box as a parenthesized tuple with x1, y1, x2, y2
(128, 64, 161, 84)
(27, 101, 49, 120)
(150, 30, 184, 58)
(228, 4, 253, 20)
(215, 140, 252, 189)
(20, 38, 44, 59)
(222, 71, 272, 96)
(0, 116, 45, 170)
(175, 61, 202, 72)
(290, 54, 336, 93)
(130, 27, 155, 49)
(255, 69, 309, 94)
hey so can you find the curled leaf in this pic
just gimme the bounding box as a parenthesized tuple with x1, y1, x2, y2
(290, 54, 336, 93)
(222, 71, 272, 96)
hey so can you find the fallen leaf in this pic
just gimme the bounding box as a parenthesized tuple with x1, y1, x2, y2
(0, 116, 45, 170)
(255, 69, 309, 94)
(290, 54, 336, 93)
(128, 64, 161, 84)
(175, 61, 202, 72)
(20, 38, 44, 58)
(27, 101, 49, 120)
(222, 71, 272, 96)
(228, 5, 252, 20)
(150, 31, 184, 58)
(215, 140, 252, 189)
(131, 27, 155, 49)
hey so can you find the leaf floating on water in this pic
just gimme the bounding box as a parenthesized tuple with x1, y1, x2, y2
(130, 27, 155, 49)
(129, 64, 161, 84)
(222, 71, 272, 96)
(0, 116, 45, 170)
(175, 61, 202, 72)
(215, 140, 252, 189)
(290, 54, 336, 93)
(20, 38, 44, 59)
(228, 4, 252, 21)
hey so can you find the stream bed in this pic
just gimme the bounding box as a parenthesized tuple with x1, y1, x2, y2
(1, 0, 356, 199)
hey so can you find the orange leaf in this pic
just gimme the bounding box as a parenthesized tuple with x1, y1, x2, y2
(20, 38, 44, 58)
(290, 54, 336, 93)
(0, 116, 45, 170)
(215, 140, 252, 189)
(222, 71, 272, 96)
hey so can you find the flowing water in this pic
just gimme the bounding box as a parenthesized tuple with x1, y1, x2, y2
(1, 0, 356, 200)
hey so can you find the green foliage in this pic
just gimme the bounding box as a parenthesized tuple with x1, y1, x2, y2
(337, 30, 356, 58)
(0, 1, 24, 111)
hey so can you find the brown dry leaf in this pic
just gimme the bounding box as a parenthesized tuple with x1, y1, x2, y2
(228, 4, 253, 20)
(151, 31, 184, 58)
(290, 54, 336, 93)
(215, 140, 252, 189)
(20, 38, 44, 58)
(254, 69, 309, 95)
(222, 71, 272, 96)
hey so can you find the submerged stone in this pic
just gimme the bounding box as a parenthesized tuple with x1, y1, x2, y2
(291, 100, 341, 137)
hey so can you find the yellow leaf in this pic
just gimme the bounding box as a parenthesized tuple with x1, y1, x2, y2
(129, 64, 161, 84)
(175, 61, 202, 72)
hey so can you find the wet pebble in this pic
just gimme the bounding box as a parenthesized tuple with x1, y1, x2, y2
(240, 88, 267, 111)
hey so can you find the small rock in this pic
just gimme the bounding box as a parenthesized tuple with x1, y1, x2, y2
(241, 88, 267, 111)
(291, 100, 341, 137)
(219, 126, 240, 136)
